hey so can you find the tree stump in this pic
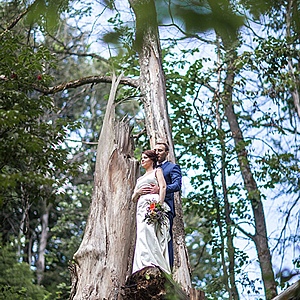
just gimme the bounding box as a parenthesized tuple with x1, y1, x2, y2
(121, 266, 205, 300)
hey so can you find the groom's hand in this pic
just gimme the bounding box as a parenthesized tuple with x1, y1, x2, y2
(139, 186, 152, 195)
(139, 184, 159, 195)
(149, 184, 159, 194)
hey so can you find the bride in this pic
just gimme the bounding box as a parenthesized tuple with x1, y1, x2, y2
(131, 150, 171, 274)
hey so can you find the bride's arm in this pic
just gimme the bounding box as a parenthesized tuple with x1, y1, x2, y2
(156, 168, 166, 204)
(131, 186, 142, 203)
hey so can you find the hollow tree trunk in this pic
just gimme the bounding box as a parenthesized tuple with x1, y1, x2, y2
(70, 74, 139, 300)
(128, 0, 192, 294)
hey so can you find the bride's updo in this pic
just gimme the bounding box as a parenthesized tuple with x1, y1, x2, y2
(142, 149, 158, 168)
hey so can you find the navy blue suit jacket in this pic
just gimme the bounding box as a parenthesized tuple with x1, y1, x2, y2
(158, 162, 182, 217)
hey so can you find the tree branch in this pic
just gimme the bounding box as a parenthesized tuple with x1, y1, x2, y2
(34, 75, 139, 95)
(1, 8, 29, 36)
(55, 50, 110, 65)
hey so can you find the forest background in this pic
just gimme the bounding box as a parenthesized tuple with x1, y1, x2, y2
(0, 0, 299, 299)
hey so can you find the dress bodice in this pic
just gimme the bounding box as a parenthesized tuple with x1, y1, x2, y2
(135, 170, 157, 190)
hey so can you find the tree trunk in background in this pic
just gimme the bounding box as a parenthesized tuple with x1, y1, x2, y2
(71, 74, 139, 300)
(223, 48, 277, 299)
(18, 189, 31, 263)
(128, 0, 192, 294)
(220, 127, 240, 300)
(36, 201, 51, 285)
(286, 0, 300, 118)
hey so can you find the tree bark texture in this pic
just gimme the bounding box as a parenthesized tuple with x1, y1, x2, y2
(223, 50, 277, 299)
(128, 0, 192, 294)
(71, 74, 139, 300)
(128, 0, 174, 155)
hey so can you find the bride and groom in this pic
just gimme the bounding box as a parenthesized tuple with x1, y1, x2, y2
(131, 141, 182, 274)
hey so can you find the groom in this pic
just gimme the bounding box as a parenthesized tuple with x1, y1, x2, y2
(152, 141, 182, 270)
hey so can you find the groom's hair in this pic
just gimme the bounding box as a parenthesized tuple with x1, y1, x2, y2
(156, 142, 169, 152)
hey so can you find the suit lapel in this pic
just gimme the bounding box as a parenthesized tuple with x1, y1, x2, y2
(160, 161, 169, 172)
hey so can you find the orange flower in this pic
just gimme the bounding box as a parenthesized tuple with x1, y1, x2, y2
(149, 202, 156, 211)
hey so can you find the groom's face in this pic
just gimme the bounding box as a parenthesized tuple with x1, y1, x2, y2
(154, 144, 168, 163)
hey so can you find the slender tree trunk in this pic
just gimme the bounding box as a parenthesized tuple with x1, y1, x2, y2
(18, 186, 35, 268)
(23, 233, 33, 266)
(128, 0, 192, 293)
(71, 74, 139, 300)
(36, 202, 51, 285)
(222, 144, 239, 300)
(218, 117, 239, 300)
(216, 43, 240, 300)
(18, 187, 30, 262)
(223, 49, 277, 299)
(286, 0, 300, 118)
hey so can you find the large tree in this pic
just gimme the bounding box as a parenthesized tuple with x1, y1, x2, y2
(71, 0, 193, 298)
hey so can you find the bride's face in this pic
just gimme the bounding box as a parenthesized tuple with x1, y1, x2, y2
(141, 154, 153, 169)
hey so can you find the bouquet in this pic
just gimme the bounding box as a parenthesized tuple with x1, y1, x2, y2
(144, 199, 168, 227)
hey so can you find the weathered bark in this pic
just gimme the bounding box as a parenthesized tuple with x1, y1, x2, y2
(128, 0, 192, 294)
(223, 49, 277, 298)
(71, 74, 139, 299)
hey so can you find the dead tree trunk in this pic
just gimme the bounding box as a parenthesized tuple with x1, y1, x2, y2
(128, 0, 193, 295)
(70, 74, 139, 299)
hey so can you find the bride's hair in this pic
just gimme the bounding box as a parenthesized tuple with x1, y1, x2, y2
(142, 150, 158, 168)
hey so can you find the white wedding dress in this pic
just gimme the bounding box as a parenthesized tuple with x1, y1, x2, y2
(132, 170, 171, 274)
